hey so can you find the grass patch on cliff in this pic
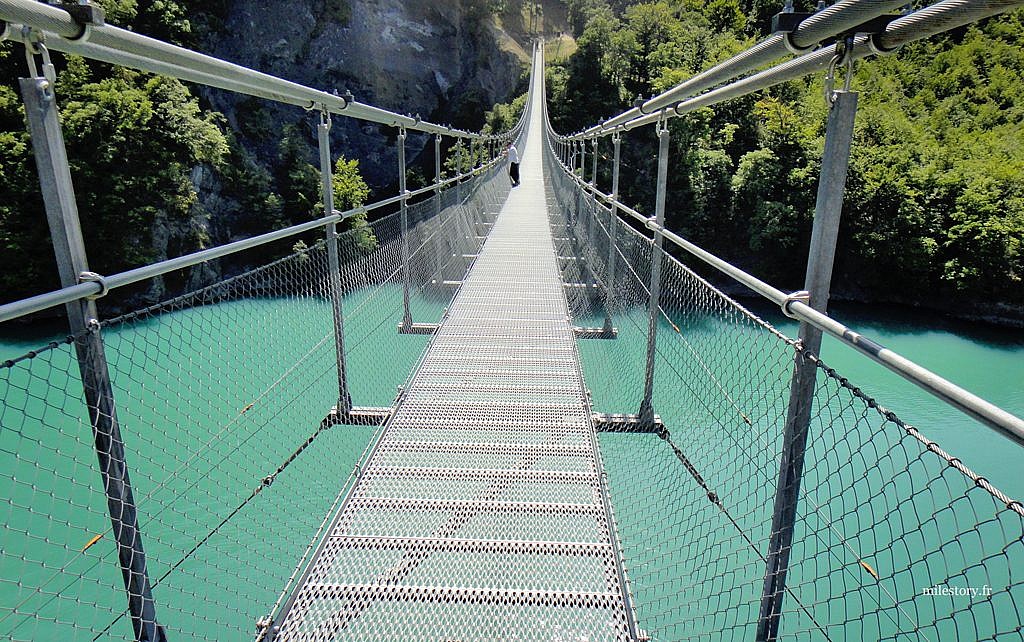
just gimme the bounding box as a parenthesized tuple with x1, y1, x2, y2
(545, 33, 576, 63)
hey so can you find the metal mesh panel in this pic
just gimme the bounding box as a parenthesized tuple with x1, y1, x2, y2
(0, 167, 504, 640)
(543, 134, 1024, 642)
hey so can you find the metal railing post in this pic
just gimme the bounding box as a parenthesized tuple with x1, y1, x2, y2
(456, 139, 464, 204)
(638, 118, 670, 427)
(575, 140, 585, 222)
(398, 126, 413, 329)
(579, 138, 586, 181)
(756, 89, 859, 642)
(434, 133, 442, 219)
(581, 136, 599, 291)
(432, 133, 445, 282)
(317, 108, 353, 415)
(602, 131, 622, 335)
(19, 72, 166, 642)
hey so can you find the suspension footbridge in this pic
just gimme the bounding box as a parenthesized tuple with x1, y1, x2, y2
(0, 1, 1023, 641)
(272, 55, 640, 640)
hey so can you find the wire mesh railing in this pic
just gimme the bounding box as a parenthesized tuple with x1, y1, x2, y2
(543, 130, 1024, 641)
(0, 158, 514, 640)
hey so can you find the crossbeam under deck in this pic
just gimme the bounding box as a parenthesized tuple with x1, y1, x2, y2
(273, 49, 638, 641)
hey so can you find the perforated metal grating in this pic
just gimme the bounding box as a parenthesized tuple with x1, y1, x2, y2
(272, 59, 639, 641)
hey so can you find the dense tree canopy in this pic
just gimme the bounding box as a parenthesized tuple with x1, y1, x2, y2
(547, 1, 1024, 317)
(0, 0, 376, 308)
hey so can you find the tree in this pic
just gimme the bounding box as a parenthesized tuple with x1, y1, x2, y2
(332, 155, 377, 254)
(275, 123, 322, 224)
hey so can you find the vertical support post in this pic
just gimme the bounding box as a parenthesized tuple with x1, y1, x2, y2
(602, 132, 622, 335)
(583, 136, 599, 288)
(574, 140, 585, 223)
(638, 119, 670, 427)
(20, 75, 166, 642)
(581, 140, 587, 182)
(588, 136, 598, 245)
(317, 109, 353, 416)
(398, 126, 413, 329)
(456, 139, 464, 204)
(756, 90, 859, 642)
(432, 133, 445, 283)
(434, 133, 442, 219)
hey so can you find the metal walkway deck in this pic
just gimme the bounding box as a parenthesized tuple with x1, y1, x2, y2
(273, 50, 636, 641)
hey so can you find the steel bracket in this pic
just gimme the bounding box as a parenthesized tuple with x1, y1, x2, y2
(772, 11, 902, 45)
(79, 270, 108, 299)
(770, 12, 814, 34)
(781, 290, 809, 319)
(53, 0, 105, 35)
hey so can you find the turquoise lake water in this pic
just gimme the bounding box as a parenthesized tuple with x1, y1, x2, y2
(0, 290, 1020, 640)
(585, 299, 1023, 641)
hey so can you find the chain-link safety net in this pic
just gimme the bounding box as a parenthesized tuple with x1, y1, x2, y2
(543, 126, 1024, 641)
(0, 155, 513, 641)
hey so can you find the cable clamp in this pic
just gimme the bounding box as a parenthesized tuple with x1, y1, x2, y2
(51, 1, 104, 42)
(255, 615, 277, 640)
(867, 33, 899, 57)
(79, 271, 109, 300)
(781, 290, 809, 319)
(782, 31, 816, 55)
(633, 95, 649, 115)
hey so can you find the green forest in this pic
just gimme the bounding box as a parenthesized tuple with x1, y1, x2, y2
(546, 0, 1024, 321)
(0, 0, 383, 306)
(1, 0, 1022, 323)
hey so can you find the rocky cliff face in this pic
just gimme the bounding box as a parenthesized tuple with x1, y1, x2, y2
(201, 0, 526, 187)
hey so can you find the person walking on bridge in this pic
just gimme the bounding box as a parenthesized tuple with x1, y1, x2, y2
(507, 142, 520, 187)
